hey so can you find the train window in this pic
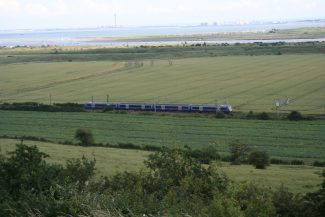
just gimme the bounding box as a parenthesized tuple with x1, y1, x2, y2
(166, 106, 177, 109)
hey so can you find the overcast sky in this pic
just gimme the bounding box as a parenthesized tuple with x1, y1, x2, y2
(1, 0, 325, 29)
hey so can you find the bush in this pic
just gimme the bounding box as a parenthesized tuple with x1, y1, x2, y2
(75, 128, 94, 146)
(215, 112, 225, 119)
(229, 140, 250, 165)
(288, 111, 303, 121)
(313, 161, 325, 167)
(290, 159, 305, 165)
(248, 151, 270, 169)
(187, 146, 220, 164)
(257, 112, 270, 120)
(246, 110, 255, 119)
(117, 142, 140, 150)
(271, 158, 290, 165)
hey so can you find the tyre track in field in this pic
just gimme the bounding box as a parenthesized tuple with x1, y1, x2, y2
(1, 63, 130, 98)
(118, 57, 268, 100)
(237, 71, 325, 108)
(171, 63, 305, 103)
(160, 57, 305, 103)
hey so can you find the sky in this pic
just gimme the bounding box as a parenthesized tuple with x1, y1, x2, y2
(0, 0, 325, 30)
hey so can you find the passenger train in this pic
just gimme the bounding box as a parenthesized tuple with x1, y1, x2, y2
(84, 102, 232, 113)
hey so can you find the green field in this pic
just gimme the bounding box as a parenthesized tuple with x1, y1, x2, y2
(1, 55, 324, 113)
(0, 138, 322, 193)
(1, 110, 324, 162)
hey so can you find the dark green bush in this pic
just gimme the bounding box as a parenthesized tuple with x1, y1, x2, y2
(229, 140, 250, 165)
(271, 158, 290, 165)
(75, 128, 94, 146)
(248, 150, 270, 169)
(258, 112, 270, 120)
(313, 161, 325, 167)
(288, 111, 303, 121)
(290, 159, 305, 165)
(216, 112, 225, 119)
(246, 110, 255, 119)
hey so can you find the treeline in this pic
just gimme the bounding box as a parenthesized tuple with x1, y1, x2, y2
(0, 102, 316, 121)
(0, 144, 324, 217)
(0, 102, 84, 112)
(1, 42, 325, 64)
(2, 133, 325, 168)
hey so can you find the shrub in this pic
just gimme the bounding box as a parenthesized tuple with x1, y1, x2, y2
(290, 159, 305, 165)
(288, 111, 303, 121)
(257, 112, 270, 120)
(246, 110, 255, 119)
(313, 161, 325, 167)
(229, 140, 250, 165)
(271, 158, 290, 165)
(215, 112, 225, 119)
(75, 128, 94, 146)
(187, 146, 220, 164)
(248, 150, 270, 169)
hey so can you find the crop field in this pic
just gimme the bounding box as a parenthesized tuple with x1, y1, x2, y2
(1, 110, 324, 162)
(0, 138, 322, 193)
(0, 55, 324, 113)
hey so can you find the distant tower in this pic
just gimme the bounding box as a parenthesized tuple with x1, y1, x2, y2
(114, 13, 117, 28)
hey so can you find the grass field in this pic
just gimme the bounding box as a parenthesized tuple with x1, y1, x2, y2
(1, 55, 325, 113)
(0, 138, 322, 194)
(1, 110, 324, 162)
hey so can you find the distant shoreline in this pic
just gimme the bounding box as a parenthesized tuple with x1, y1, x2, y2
(1, 25, 325, 47)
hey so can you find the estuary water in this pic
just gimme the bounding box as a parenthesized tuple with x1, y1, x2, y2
(1, 21, 325, 47)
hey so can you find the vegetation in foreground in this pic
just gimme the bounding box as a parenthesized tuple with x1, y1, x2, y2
(1, 110, 324, 162)
(0, 139, 323, 193)
(0, 143, 324, 217)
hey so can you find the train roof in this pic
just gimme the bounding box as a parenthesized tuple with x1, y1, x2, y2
(86, 102, 231, 107)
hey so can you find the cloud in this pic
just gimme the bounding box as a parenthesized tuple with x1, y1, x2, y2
(0, 0, 325, 29)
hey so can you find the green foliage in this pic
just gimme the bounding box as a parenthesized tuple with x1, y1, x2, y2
(288, 111, 304, 121)
(0, 143, 96, 216)
(257, 112, 270, 120)
(0, 102, 84, 112)
(273, 186, 303, 217)
(301, 170, 325, 217)
(248, 151, 270, 169)
(75, 128, 94, 146)
(186, 145, 221, 164)
(229, 140, 250, 165)
(1, 144, 325, 216)
(216, 112, 225, 119)
(246, 110, 255, 119)
(64, 156, 96, 187)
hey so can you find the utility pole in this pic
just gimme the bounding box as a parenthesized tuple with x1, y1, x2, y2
(106, 94, 110, 104)
(284, 96, 290, 113)
(114, 13, 117, 28)
(49, 93, 52, 105)
(215, 98, 219, 115)
(275, 98, 280, 116)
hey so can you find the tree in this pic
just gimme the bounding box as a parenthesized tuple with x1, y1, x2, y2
(288, 111, 303, 121)
(75, 128, 94, 146)
(248, 151, 270, 169)
(229, 140, 250, 165)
